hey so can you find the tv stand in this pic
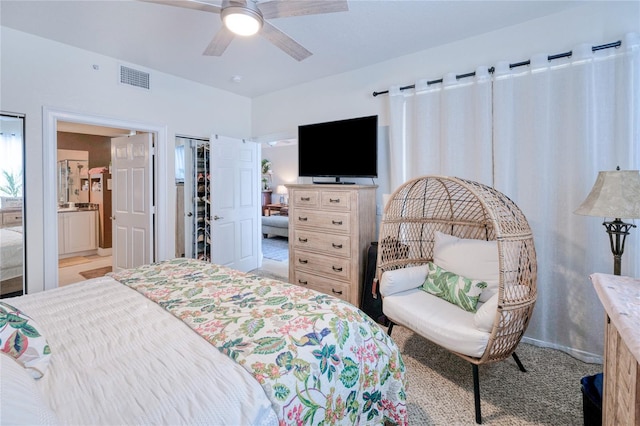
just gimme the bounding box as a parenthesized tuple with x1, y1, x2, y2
(312, 178, 355, 185)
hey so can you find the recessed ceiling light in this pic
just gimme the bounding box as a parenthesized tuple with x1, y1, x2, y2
(231, 75, 243, 83)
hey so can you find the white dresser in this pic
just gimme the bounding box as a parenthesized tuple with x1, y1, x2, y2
(287, 184, 377, 307)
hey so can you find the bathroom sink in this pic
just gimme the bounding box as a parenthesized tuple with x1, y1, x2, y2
(57, 207, 79, 212)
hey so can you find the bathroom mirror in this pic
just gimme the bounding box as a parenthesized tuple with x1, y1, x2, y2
(0, 112, 26, 297)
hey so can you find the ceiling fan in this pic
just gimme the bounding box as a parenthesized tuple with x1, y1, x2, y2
(144, 0, 349, 61)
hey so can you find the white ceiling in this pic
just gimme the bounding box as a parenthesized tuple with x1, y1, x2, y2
(1, 0, 585, 98)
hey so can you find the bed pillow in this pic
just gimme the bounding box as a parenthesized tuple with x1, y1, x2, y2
(0, 301, 51, 379)
(433, 231, 499, 303)
(421, 262, 487, 312)
(0, 353, 59, 425)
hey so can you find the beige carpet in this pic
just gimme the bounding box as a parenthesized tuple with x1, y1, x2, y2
(79, 266, 112, 279)
(392, 325, 601, 425)
(58, 256, 91, 268)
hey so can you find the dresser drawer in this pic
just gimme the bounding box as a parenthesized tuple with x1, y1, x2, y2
(321, 191, 351, 211)
(2, 211, 23, 226)
(292, 270, 351, 303)
(292, 208, 350, 233)
(290, 190, 319, 208)
(292, 229, 351, 258)
(293, 250, 350, 280)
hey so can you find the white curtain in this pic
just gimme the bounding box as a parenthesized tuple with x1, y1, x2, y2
(388, 67, 493, 191)
(493, 33, 640, 360)
(387, 33, 640, 361)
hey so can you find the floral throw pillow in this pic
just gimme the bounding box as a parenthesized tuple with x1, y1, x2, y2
(421, 263, 487, 312)
(0, 301, 51, 379)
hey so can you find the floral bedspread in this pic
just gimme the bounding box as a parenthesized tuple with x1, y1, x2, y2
(109, 258, 407, 425)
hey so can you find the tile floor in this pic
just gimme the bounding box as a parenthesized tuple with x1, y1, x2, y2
(58, 254, 112, 287)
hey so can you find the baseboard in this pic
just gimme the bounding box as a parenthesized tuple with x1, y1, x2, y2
(97, 247, 112, 256)
(521, 336, 603, 364)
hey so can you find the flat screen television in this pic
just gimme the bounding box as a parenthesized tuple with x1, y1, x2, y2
(298, 115, 378, 184)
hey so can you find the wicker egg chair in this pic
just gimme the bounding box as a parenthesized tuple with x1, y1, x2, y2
(376, 175, 537, 424)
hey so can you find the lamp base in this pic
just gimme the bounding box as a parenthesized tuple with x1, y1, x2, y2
(603, 218, 635, 276)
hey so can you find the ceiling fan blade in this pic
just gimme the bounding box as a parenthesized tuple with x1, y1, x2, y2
(258, 1, 348, 19)
(139, 0, 221, 14)
(203, 26, 235, 56)
(260, 21, 311, 61)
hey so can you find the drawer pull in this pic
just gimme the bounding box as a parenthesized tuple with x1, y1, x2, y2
(298, 217, 308, 222)
(298, 237, 308, 243)
(298, 259, 308, 264)
(298, 280, 308, 285)
(332, 266, 343, 272)
(329, 198, 341, 203)
(301, 197, 311, 201)
(332, 220, 343, 226)
(332, 289, 343, 295)
(332, 243, 343, 249)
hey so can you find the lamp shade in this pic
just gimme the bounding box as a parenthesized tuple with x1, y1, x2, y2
(575, 169, 640, 219)
(276, 185, 288, 195)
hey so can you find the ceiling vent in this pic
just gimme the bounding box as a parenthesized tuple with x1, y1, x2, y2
(120, 65, 150, 90)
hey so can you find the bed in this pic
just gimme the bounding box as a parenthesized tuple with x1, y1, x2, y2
(0, 225, 23, 294)
(1, 258, 407, 425)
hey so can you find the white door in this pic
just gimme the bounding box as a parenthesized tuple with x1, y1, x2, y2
(210, 135, 259, 272)
(111, 133, 154, 271)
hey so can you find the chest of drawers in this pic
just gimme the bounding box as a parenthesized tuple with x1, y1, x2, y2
(287, 184, 377, 307)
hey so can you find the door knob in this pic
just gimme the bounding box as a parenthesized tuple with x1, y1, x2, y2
(109, 216, 115, 220)
(213, 215, 223, 220)
(187, 212, 193, 217)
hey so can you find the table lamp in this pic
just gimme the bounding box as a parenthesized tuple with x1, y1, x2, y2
(276, 185, 288, 205)
(575, 167, 640, 275)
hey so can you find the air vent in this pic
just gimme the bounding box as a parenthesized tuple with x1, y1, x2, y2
(120, 65, 150, 90)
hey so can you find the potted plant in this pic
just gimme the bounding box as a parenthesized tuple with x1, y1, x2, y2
(261, 159, 272, 190)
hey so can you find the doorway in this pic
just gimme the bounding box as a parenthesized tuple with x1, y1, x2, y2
(42, 107, 169, 292)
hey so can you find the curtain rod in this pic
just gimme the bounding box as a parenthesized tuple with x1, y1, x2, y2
(372, 40, 621, 97)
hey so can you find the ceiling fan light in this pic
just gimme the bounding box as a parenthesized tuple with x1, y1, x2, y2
(222, 6, 263, 36)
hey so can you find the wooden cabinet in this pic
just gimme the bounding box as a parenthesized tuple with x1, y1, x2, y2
(287, 184, 377, 306)
(592, 273, 640, 426)
(89, 173, 112, 249)
(1, 209, 22, 227)
(58, 210, 98, 256)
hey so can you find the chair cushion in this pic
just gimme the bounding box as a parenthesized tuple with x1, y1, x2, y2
(433, 231, 499, 303)
(380, 264, 428, 297)
(421, 263, 487, 312)
(383, 289, 490, 358)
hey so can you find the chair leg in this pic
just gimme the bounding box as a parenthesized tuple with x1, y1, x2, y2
(387, 321, 395, 336)
(472, 364, 482, 424)
(512, 352, 526, 372)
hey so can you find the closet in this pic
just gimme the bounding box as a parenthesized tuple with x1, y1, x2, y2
(176, 137, 211, 261)
(192, 142, 211, 260)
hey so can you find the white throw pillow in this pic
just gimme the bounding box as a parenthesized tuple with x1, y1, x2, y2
(473, 293, 499, 332)
(380, 264, 429, 297)
(0, 354, 58, 425)
(433, 231, 499, 303)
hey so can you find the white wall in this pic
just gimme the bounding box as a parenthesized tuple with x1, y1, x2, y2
(1, 27, 252, 293)
(252, 2, 639, 138)
(251, 1, 640, 360)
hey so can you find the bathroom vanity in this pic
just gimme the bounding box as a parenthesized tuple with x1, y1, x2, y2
(58, 206, 98, 257)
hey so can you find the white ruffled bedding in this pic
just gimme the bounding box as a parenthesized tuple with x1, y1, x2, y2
(0, 226, 23, 281)
(7, 276, 278, 426)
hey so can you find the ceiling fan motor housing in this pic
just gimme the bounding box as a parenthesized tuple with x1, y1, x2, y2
(221, 0, 264, 36)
